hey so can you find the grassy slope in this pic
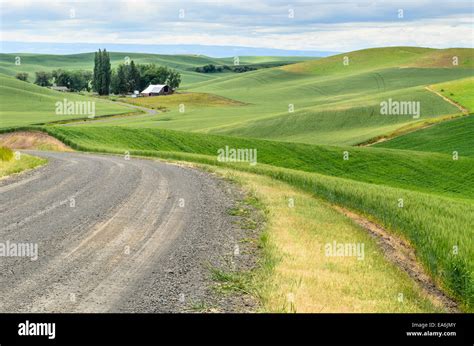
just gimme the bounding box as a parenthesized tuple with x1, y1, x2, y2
(217, 56, 316, 64)
(0, 75, 131, 128)
(33, 125, 473, 309)
(212, 167, 443, 312)
(376, 115, 474, 156)
(123, 92, 245, 111)
(376, 78, 474, 155)
(431, 76, 474, 112)
(199, 47, 473, 145)
(40, 126, 474, 201)
(4, 47, 472, 146)
(79, 47, 473, 146)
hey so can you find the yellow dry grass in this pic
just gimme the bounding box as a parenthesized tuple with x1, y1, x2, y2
(215, 169, 445, 313)
(0, 131, 73, 152)
(123, 92, 245, 111)
(0, 153, 46, 178)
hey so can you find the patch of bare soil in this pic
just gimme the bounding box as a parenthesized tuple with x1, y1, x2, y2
(334, 206, 459, 313)
(0, 131, 72, 152)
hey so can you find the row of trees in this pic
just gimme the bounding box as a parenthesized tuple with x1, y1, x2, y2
(194, 63, 256, 73)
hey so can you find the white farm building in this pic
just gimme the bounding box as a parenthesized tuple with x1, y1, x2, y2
(140, 84, 171, 96)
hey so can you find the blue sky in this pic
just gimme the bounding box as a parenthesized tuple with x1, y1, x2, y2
(1, 0, 473, 54)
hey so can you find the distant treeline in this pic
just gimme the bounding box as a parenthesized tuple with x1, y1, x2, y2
(193, 62, 291, 73)
(15, 49, 181, 95)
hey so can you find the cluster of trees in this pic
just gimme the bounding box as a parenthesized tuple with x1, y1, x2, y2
(20, 49, 182, 96)
(32, 70, 93, 91)
(34, 71, 52, 87)
(194, 64, 256, 73)
(232, 65, 257, 73)
(54, 70, 92, 91)
(110, 61, 140, 95)
(95, 49, 181, 95)
(195, 64, 227, 73)
(15, 72, 29, 81)
(111, 62, 181, 95)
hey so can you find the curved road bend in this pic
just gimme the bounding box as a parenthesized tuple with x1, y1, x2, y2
(0, 151, 242, 312)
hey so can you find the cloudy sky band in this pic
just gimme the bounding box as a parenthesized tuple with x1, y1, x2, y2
(1, 0, 472, 53)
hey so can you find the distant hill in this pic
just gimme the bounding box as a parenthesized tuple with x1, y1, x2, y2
(0, 41, 334, 57)
(281, 47, 474, 74)
(0, 52, 315, 86)
(181, 47, 474, 145)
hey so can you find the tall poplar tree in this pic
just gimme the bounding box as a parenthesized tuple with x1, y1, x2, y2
(93, 49, 111, 95)
(93, 49, 102, 93)
(128, 60, 140, 92)
(102, 49, 111, 95)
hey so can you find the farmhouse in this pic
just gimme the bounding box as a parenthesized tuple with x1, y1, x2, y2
(140, 84, 171, 96)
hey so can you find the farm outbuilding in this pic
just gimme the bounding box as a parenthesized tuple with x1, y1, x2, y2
(140, 84, 171, 96)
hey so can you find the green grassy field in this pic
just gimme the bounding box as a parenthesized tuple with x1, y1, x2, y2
(0, 75, 131, 127)
(375, 77, 474, 155)
(430, 77, 474, 112)
(2, 47, 472, 146)
(36, 126, 474, 200)
(376, 115, 474, 156)
(69, 47, 474, 147)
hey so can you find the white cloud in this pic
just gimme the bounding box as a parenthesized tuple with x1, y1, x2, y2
(1, 0, 472, 52)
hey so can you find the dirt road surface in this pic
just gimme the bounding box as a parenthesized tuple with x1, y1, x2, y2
(0, 151, 255, 312)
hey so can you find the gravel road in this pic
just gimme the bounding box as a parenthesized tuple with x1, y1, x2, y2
(0, 151, 256, 312)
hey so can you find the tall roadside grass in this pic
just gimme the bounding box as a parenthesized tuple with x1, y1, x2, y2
(215, 169, 444, 312)
(0, 146, 13, 161)
(250, 165, 474, 311)
(0, 152, 46, 178)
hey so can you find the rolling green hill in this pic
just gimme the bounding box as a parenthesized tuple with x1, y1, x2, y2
(0, 75, 131, 127)
(3, 47, 472, 147)
(37, 126, 474, 201)
(188, 47, 474, 144)
(430, 76, 474, 111)
(74, 47, 473, 146)
(375, 115, 474, 156)
(375, 77, 474, 155)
